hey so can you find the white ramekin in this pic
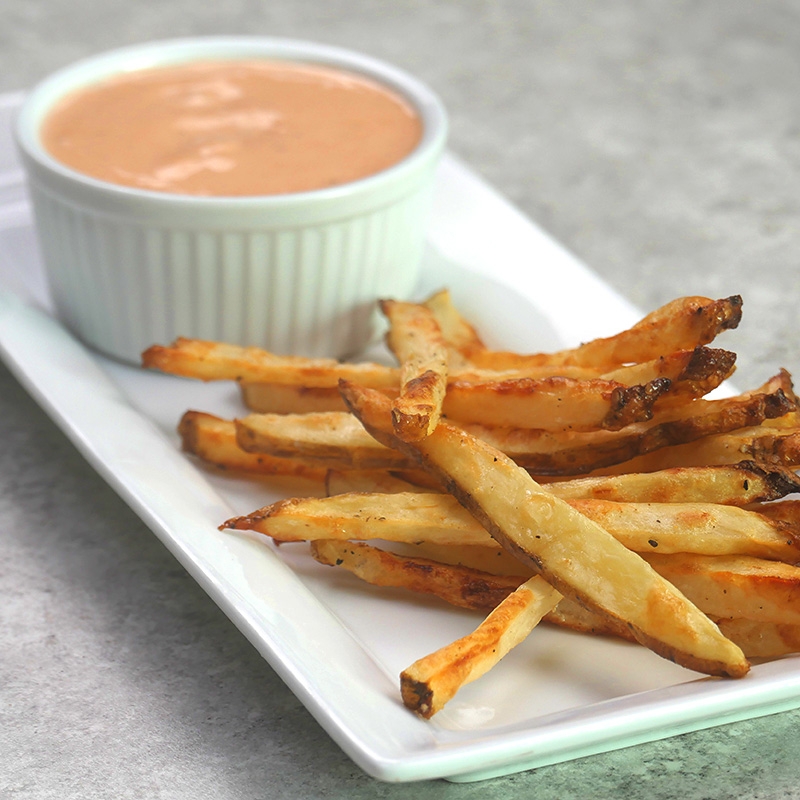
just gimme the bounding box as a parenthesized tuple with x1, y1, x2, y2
(14, 37, 448, 363)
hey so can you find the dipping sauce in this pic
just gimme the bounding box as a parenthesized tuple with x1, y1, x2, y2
(41, 60, 423, 196)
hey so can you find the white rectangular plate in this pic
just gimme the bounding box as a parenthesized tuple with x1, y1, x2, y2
(2, 91, 800, 783)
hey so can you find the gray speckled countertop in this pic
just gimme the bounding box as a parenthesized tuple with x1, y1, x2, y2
(3, 2, 800, 798)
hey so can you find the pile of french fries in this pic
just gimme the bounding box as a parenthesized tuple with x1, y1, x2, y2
(143, 291, 800, 719)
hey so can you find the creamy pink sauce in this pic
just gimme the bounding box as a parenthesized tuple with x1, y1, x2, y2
(42, 60, 423, 196)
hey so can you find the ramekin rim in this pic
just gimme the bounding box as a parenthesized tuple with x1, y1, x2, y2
(14, 34, 449, 209)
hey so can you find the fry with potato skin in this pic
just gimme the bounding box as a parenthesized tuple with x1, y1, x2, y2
(310, 539, 528, 611)
(464, 295, 743, 370)
(308, 540, 800, 660)
(544, 461, 800, 505)
(339, 380, 749, 678)
(178, 410, 325, 479)
(223, 489, 800, 562)
(481, 374, 795, 474)
(601, 346, 736, 405)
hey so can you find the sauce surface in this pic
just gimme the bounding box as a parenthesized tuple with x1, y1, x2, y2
(42, 60, 423, 196)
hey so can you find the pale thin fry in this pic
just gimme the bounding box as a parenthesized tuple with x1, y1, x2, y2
(380, 299, 449, 441)
(178, 410, 326, 479)
(400, 576, 561, 718)
(464, 295, 743, 370)
(340, 381, 749, 678)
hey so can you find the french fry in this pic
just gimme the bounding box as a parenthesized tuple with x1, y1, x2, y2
(645, 553, 800, 624)
(235, 411, 412, 470)
(340, 381, 750, 678)
(222, 491, 487, 547)
(545, 462, 800, 506)
(310, 539, 528, 611)
(713, 618, 800, 659)
(442, 375, 671, 431)
(400, 576, 561, 718)
(600, 346, 736, 404)
(142, 337, 400, 388)
(380, 299, 449, 441)
(463, 295, 743, 370)
(239, 382, 347, 414)
(224, 489, 800, 562)
(310, 538, 800, 662)
(178, 410, 326, 479)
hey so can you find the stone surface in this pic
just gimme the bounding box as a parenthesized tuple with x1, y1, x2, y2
(3, 2, 800, 797)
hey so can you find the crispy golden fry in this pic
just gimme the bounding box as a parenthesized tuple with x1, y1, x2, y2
(340, 381, 749, 678)
(310, 539, 527, 611)
(177, 410, 325, 479)
(146, 335, 599, 399)
(380, 299, 449, 441)
(464, 295, 743, 370)
(645, 553, 800, 625)
(400, 576, 561, 718)
(481, 373, 795, 474)
(601, 347, 736, 404)
(224, 489, 800, 562)
(546, 462, 800, 506)
(235, 411, 412, 470)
